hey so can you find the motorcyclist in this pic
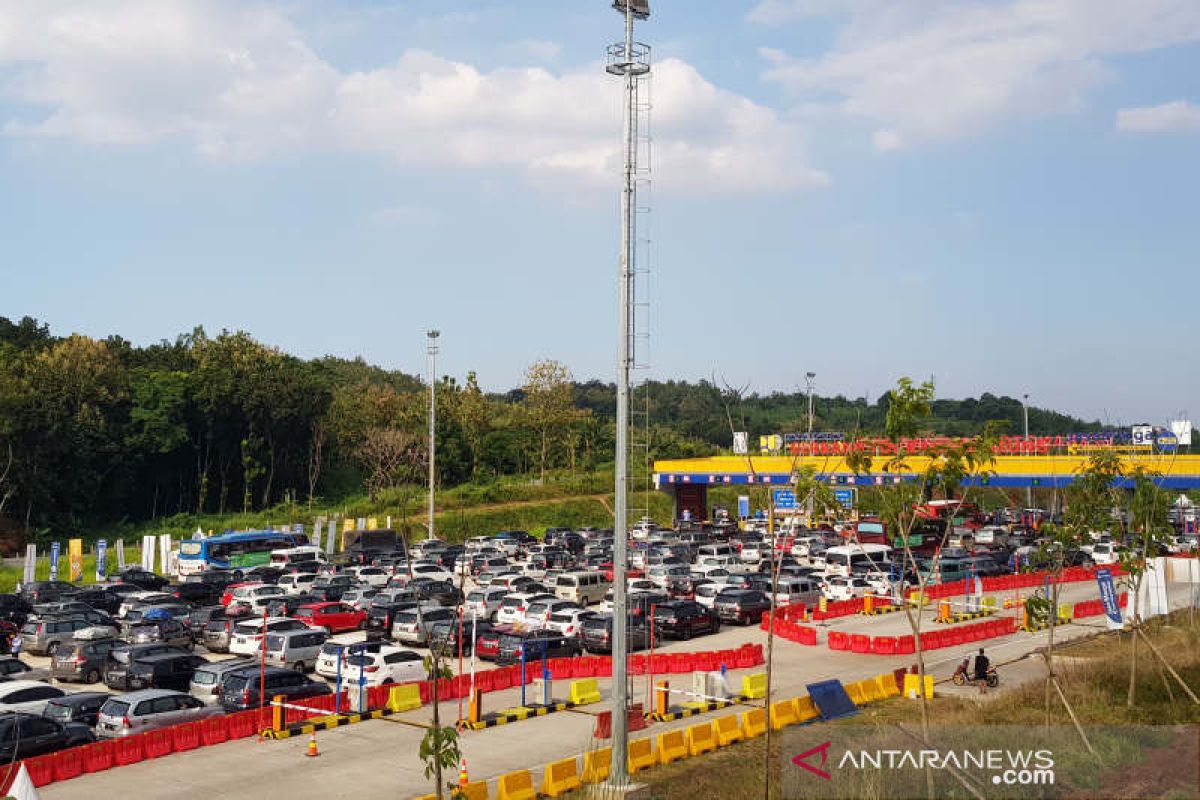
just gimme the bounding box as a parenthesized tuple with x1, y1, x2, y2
(973, 647, 991, 694)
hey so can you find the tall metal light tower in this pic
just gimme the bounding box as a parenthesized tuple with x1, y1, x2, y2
(427, 330, 440, 541)
(805, 372, 817, 435)
(1022, 393, 1031, 509)
(606, 0, 650, 789)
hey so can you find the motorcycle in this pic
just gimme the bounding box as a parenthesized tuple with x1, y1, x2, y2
(952, 658, 999, 688)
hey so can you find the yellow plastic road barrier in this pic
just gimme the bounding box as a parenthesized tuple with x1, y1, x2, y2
(844, 681, 868, 705)
(657, 729, 688, 766)
(686, 721, 717, 757)
(457, 784, 488, 800)
(793, 695, 820, 722)
(903, 673, 935, 700)
(1057, 604, 1074, 624)
(628, 738, 655, 774)
(582, 748, 612, 784)
(496, 769, 536, 800)
(541, 757, 582, 797)
(741, 672, 768, 700)
(769, 698, 798, 730)
(712, 714, 744, 746)
(569, 678, 602, 706)
(741, 708, 766, 739)
(387, 684, 422, 713)
(858, 679, 884, 704)
(875, 672, 901, 698)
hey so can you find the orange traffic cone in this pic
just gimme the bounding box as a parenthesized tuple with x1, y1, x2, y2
(459, 757, 469, 786)
(306, 732, 319, 758)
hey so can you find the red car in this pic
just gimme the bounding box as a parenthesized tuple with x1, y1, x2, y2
(474, 624, 516, 661)
(292, 602, 366, 634)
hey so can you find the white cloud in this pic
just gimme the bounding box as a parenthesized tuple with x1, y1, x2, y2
(0, 0, 825, 193)
(760, 0, 1200, 149)
(1116, 100, 1200, 133)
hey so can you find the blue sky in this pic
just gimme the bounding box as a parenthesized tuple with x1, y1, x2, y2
(1, 0, 1198, 426)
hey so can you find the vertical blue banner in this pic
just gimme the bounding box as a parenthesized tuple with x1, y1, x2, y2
(1096, 568, 1123, 630)
(96, 539, 108, 582)
(49, 541, 61, 581)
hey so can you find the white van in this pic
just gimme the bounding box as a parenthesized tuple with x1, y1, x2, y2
(269, 546, 326, 566)
(554, 572, 610, 606)
(773, 577, 821, 608)
(277, 573, 318, 596)
(696, 544, 736, 562)
(263, 628, 328, 672)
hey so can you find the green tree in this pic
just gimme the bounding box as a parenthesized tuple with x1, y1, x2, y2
(521, 359, 577, 482)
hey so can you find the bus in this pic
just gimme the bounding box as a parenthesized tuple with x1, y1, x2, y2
(269, 546, 326, 566)
(823, 543, 893, 577)
(177, 530, 307, 576)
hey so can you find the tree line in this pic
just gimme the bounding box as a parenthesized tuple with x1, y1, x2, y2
(0, 316, 1102, 534)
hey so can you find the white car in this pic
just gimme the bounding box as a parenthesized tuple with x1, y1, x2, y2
(229, 617, 314, 656)
(861, 571, 894, 597)
(225, 583, 284, 611)
(544, 608, 598, 639)
(823, 576, 870, 602)
(524, 598, 579, 629)
(277, 573, 318, 596)
(495, 593, 555, 627)
(600, 580, 659, 613)
(0, 681, 66, 714)
(693, 583, 723, 609)
(352, 567, 392, 589)
(119, 591, 174, 618)
(739, 543, 765, 563)
(339, 646, 426, 687)
(1090, 542, 1120, 566)
(340, 588, 380, 611)
(464, 588, 509, 621)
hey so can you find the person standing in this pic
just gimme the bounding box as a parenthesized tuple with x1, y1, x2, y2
(973, 647, 990, 694)
(10, 631, 22, 658)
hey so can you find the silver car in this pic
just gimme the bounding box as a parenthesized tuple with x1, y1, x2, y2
(391, 605, 455, 645)
(97, 689, 222, 737)
(188, 659, 255, 703)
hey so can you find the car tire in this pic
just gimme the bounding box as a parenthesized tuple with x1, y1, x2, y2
(357, 620, 366, 631)
(47, 641, 59, 656)
(85, 669, 100, 684)
(294, 662, 306, 673)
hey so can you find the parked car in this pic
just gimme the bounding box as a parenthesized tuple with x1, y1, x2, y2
(464, 588, 508, 622)
(17, 581, 79, 604)
(128, 618, 195, 649)
(412, 580, 463, 608)
(167, 582, 221, 607)
(189, 658, 255, 703)
(21, 617, 98, 656)
(0, 656, 49, 683)
(0, 711, 93, 758)
(0, 595, 32, 627)
(651, 600, 721, 640)
(339, 646, 426, 687)
(229, 617, 314, 656)
(113, 568, 170, 591)
(185, 606, 227, 643)
(713, 589, 772, 625)
(201, 617, 237, 653)
(0, 681, 68, 714)
(314, 641, 386, 680)
(277, 573, 319, 596)
(126, 652, 210, 692)
(219, 666, 332, 712)
(293, 602, 367, 634)
(364, 600, 415, 643)
(118, 592, 176, 618)
(823, 576, 871, 602)
(42, 692, 112, 728)
(97, 689, 221, 737)
(429, 619, 496, 658)
(50, 639, 124, 684)
(224, 583, 285, 611)
(579, 615, 655, 654)
(495, 593, 556, 627)
(104, 643, 189, 690)
(351, 567, 391, 589)
(263, 628, 328, 673)
(495, 630, 581, 665)
(391, 605, 456, 645)
(543, 608, 598, 639)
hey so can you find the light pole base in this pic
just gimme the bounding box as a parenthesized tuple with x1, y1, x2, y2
(591, 782, 650, 799)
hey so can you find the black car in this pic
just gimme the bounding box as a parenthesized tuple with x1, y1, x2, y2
(651, 601, 720, 640)
(182, 570, 239, 590)
(415, 580, 463, 608)
(69, 588, 122, 616)
(219, 666, 332, 712)
(43, 692, 112, 727)
(265, 594, 321, 618)
(127, 653, 210, 692)
(0, 595, 32, 627)
(0, 712, 93, 759)
(168, 582, 221, 607)
(185, 605, 228, 642)
(579, 615, 655, 654)
(364, 601, 418, 642)
(243, 566, 285, 584)
(495, 630, 581, 665)
(429, 619, 495, 658)
(114, 568, 169, 591)
(105, 643, 189, 690)
(17, 581, 79, 604)
(713, 589, 772, 625)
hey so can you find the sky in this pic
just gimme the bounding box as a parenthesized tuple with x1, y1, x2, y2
(1, 0, 1197, 427)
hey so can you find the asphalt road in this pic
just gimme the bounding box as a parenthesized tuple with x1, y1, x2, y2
(37, 578, 1182, 800)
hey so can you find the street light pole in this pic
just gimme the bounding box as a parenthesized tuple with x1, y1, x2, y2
(805, 372, 816, 436)
(1022, 393, 1031, 509)
(427, 331, 440, 541)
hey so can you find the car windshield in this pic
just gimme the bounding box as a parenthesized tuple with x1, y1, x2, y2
(394, 612, 419, 625)
(233, 624, 259, 635)
(345, 655, 374, 667)
(192, 670, 218, 686)
(55, 644, 79, 659)
(43, 702, 72, 722)
(100, 699, 130, 717)
(548, 612, 576, 624)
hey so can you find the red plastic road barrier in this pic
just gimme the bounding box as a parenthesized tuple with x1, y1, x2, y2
(226, 710, 258, 739)
(490, 667, 512, 690)
(594, 657, 613, 678)
(172, 721, 201, 753)
(574, 657, 597, 678)
(872, 636, 897, 655)
(897, 635, 915, 655)
(850, 634, 871, 654)
(629, 654, 646, 676)
(827, 631, 849, 651)
(52, 747, 83, 781)
(114, 734, 145, 766)
(201, 716, 229, 746)
(418, 681, 433, 705)
(82, 740, 115, 773)
(142, 729, 172, 760)
(474, 671, 494, 693)
(24, 755, 55, 787)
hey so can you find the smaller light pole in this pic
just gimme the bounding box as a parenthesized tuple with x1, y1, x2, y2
(1022, 393, 1032, 509)
(805, 372, 816, 435)
(427, 331, 440, 541)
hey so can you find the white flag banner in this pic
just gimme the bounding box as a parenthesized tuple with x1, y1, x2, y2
(141, 535, 156, 572)
(22, 545, 36, 587)
(326, 520, 337, 555)
(116, 538, 127, 570)
(158, 534, 173, 576)
(1136, 557, 1170, 618)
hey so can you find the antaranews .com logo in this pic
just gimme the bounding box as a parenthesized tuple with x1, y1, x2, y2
(793, 742, 1055, 786)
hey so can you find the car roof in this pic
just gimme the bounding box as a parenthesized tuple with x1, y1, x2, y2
(194, 659, 255, 673)
(0, 680, 59, 692)
(133, 652, 195, 663)
(112, 689, 190, 703)
(48, 692, 110, 706)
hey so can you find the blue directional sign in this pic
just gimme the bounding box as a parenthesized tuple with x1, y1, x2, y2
(772, 489, 797, 510)
(833, 489, 855, 509)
